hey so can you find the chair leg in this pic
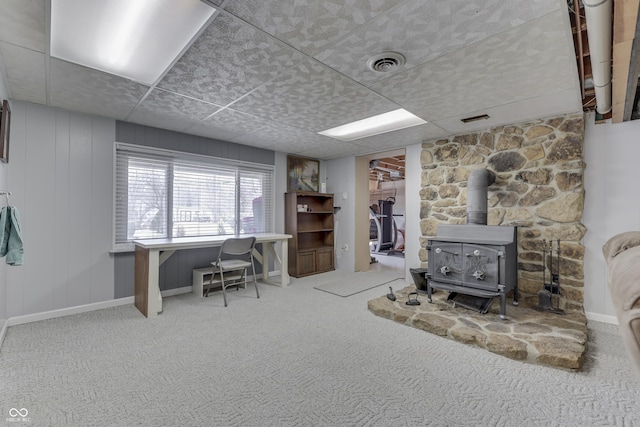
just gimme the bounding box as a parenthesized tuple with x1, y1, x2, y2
(251, 261, 259, 299)
(220, 271, 228, 307)
(205, 271, 213, 297)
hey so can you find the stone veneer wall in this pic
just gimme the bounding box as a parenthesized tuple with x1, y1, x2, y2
(419, 113, 585, 312)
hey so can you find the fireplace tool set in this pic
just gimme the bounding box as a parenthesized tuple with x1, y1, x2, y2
(537, 239, 565, 315)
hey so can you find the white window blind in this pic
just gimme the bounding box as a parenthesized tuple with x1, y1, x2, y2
(114, 143, 274, 247)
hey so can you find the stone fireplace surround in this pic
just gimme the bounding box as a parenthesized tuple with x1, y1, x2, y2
(419, 112, 586, 312)
(369, 112, 588, 370)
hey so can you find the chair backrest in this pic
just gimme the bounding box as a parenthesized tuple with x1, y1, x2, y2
(220, 236, 256, 257)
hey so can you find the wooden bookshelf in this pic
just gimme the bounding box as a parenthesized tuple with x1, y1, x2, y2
(285, 192, 335, 277)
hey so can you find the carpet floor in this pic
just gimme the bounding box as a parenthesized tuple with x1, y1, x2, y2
(1, 271, 639, 426)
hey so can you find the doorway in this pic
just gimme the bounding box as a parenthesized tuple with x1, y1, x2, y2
(355, 149, 405, 277)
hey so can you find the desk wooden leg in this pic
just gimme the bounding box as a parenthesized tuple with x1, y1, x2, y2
(254, 241, 290, 287)
(264, 240, 290, 287)
(134, 246, 162, 317)
(280, 240, 290, 286)
(134, 246, 150, 317)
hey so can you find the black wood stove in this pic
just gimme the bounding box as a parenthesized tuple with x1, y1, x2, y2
(426, 224, 519, 319)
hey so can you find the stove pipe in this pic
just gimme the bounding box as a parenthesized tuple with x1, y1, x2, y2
(466, 168, 496, 225)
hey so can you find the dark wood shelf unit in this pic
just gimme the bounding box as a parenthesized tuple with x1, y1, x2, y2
(285, 192, 335, 277)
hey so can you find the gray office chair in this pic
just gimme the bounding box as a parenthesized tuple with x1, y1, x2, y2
(205, 236, 259, 306)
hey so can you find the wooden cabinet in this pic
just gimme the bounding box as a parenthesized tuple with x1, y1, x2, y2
(285, 192, 335, 278)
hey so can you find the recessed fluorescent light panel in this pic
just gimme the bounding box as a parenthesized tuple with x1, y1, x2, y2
(50, 0, 216, 85)
(318, 109, 427, 141)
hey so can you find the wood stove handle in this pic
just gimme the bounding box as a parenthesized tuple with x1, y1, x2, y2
(435, 247, 458, 256)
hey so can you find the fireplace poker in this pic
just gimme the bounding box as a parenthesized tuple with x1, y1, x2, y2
(542, 239, 547, 291)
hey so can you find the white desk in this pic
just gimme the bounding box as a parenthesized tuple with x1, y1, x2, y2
(133, 233, 292, 317)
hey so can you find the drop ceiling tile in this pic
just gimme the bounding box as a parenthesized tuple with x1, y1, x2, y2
(127, 89, 221, 133)
(0, 42, 46, 103)
(50, 60, 149, 120)
(159, 13, 305, 106)
(315, 0, 561, 86)
(224, 0, 400, 55)
(193, 108, 339, 155)
(431, 88, 581, 134)
(231, 57, 400, 132)
(351, 122, 450, 152)
(296, 140, 370, 159)
(186, 108, 278, 142)
(0, 0, 45, 52)
(371, 10, 579, 122)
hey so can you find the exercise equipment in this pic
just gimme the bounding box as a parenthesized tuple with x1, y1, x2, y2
(369, 199, 399, 253)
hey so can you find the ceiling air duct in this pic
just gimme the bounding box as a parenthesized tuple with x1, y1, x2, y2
(366, 52, 406, 73)
(583, 0, 613, 115)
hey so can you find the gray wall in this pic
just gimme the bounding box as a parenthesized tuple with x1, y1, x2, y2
(113, 121, 276, 298)
(0, 55, 9, 321)
(3, 103, 278, 317)
(326, 156, 355, 271)
(7, 101, 114, 317)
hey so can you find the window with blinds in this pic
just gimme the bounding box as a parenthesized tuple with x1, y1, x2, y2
(114, 143, 274, 248)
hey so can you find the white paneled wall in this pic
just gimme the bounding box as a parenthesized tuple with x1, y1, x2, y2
(6, 101, 114, 317)
(583, 113, 640, 322)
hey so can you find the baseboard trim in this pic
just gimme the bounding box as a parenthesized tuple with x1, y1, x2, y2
(0, 318, 8, 352)
(585, 311, 618, 325)
(7, 297, 136, 327)
(4, 286, 197, 329)
(161, 286, 192, 297)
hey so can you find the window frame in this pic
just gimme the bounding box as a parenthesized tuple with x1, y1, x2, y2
(112, 142, 275, 251)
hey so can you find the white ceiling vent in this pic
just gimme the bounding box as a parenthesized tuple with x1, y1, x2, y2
(366, 51, 406, 73)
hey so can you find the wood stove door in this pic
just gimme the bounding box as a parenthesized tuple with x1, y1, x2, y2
(462, 243, 500, 291)
(429, 242, 463, 285)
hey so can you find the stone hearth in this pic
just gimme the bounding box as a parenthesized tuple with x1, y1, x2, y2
(368, 285, 588, 370)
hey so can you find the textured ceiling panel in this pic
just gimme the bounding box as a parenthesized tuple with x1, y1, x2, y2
(231, 57, 400, 132)
(50, 60, 150, 120)
(0, 0, 45, 52)
(432, 88, 581, 134)
(350, 122, 450, 152)
(371, 10, 580, 122)
(0, 42, 46, 104)
(186, 108, 263, 142)
(0, 0, 590, 160)
(127, 89, 221, 133)
(159, 13, 305, 106)
(224, 0, 401, 55)
(296, 140, 371, 159)
(315, 0, 561, 86)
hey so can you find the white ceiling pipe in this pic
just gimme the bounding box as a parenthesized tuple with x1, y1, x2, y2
(583, 0, 613, 114)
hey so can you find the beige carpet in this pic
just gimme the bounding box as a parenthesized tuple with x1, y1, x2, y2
(1, 271, 639, 426)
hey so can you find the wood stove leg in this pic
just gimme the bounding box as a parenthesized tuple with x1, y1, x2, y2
(513, 282, 519, 306)
(427, 281, 432, 303)
(499, 293, 507, 320)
